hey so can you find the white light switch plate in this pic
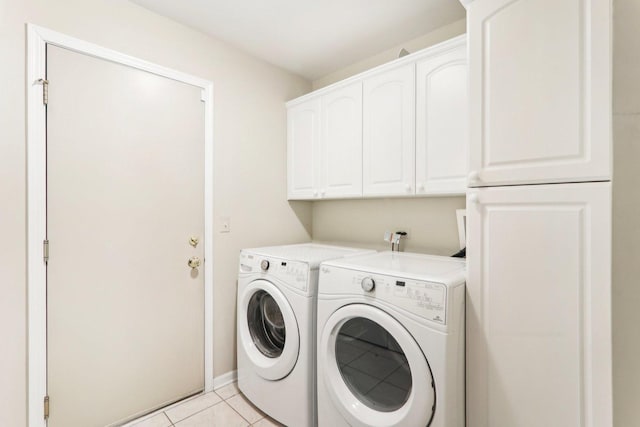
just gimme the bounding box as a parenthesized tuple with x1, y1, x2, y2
(219, 216, 230, 233)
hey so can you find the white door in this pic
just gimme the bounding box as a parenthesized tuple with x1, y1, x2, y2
(467, 0, 611, 187)
(319, 304, 435, 427)
(363, 65, 416, 197)
(46, 46, 205, 427)
(287, 98, 321, 199)
(466, 182, 612, 427)
(415, 41, 467, 195)
(320, 82, 363, 198)
(238, 280, 300, 380)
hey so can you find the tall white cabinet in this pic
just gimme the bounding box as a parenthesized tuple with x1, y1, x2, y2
(467, 183, 612, 427)
(465, 0, 613, 426)
(467, 0, 611, 187)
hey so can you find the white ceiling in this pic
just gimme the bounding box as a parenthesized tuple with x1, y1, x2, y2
(130, 0, 466, 80)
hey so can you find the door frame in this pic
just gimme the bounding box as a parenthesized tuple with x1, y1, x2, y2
(26, 24, 215, 427)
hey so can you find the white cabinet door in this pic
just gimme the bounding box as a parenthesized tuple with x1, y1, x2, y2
(320, 82, 363, 198)
(466, 182, 612, 427)
(287, 98, 320, 200)
(363, 64, 415, 197)
(416, 41, 467, 195)
(468, 0, 611, 187)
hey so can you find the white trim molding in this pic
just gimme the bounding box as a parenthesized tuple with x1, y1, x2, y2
(26, 23, 215, 427)
(212, 370, 238, 391)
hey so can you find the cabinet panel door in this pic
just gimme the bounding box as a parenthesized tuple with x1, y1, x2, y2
(320, 82, 363, 198)
(468, 0, 611, 187)
(416, 41, 467, 195)
(287, 98, 321, 200)
(363, 64, 415, 197)
(466, 182, 612, 427)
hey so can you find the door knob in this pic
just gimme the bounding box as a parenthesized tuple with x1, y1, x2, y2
(188, 256, 201, 269)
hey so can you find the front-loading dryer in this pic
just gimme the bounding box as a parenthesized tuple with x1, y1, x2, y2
(237, 243, 375, 427)
(316, 251, 466, 427)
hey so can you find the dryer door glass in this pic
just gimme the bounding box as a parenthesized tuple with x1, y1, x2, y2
(247, 290, 286, 358)
(335, 317, 412, 412)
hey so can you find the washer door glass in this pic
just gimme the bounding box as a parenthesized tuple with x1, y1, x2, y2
(239, 279, 300, 380)
(247, 290, 286, 358)
(336, 318, 412, 412)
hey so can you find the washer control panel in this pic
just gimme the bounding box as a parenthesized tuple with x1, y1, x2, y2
(239, 252, 309, 292)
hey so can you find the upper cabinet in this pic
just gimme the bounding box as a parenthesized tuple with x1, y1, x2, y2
(362, 64, 416, 197)
(416, 41, 468, 195)
(287, 35, 468, 200)
(467, 0, 611, 187)
(320, 82, 363, 199)
(287, 98, 320, 199)
(287, 83, 362, 200)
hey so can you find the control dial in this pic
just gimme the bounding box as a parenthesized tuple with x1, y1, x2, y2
(361, 277, 375, 292)
(260, 259, 270, 271)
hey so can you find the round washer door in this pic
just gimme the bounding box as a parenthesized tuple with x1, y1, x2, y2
(320, 304, 435, 427)
(239, 279, 300, 380)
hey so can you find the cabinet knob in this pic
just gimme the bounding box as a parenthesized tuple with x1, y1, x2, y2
(418, 184, 425, 192)
(313, 190, 318, 197)
(468, 194, 479, 203)
(468, 171, 480, 183)
(321, 189, 326, 197)
(405, 184, 412, 192)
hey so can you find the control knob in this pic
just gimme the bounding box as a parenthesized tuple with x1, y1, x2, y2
(260, 260, 270, 271)
(361, 277, 375, 292)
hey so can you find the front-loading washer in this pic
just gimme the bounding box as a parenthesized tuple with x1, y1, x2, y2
(316, 251, 466, 427)
(237, 243, 375, 427)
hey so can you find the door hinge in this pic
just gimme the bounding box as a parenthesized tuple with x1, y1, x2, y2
(44, 395, 50, 420)
(43, 240, 49, 263)
(37, 78, 49, 105)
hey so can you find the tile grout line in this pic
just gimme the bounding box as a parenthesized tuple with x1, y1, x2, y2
(223, 392, 265, 426)
(165, 397, 227, 426)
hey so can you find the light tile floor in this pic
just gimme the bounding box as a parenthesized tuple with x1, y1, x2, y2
(126, 382, 284, 427)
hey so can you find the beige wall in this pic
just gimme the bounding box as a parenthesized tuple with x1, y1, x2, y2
(313, 197, 466, 255)
(310, 19, 467, 256)
(0, 1, 312, 425)
(612, 0, 640, 425)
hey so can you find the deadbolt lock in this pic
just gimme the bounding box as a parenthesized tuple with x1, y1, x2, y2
(189, 236, 199, 247)
(188, 256, 201, 269)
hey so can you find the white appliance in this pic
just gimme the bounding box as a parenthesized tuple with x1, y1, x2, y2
(237, 243, 375, 427)
(316, 251, 466, 427)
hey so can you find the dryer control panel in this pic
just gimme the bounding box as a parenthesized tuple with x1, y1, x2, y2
(320, 265, 461, 325)
(239, 251, 310, 293)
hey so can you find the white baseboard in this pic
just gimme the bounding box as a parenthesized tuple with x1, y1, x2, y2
(212, 370, 238, 390)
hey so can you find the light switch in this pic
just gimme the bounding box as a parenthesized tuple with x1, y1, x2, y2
(219, 216, 230, 233)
